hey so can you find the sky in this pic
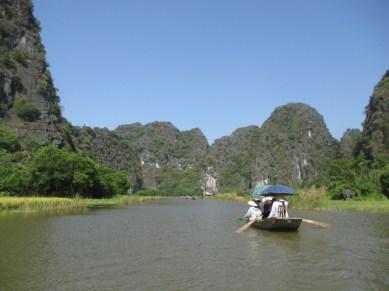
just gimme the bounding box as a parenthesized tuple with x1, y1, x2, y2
(33, 0, 389, 144)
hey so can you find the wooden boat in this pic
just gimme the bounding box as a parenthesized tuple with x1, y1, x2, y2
(251, 217, 302, 231)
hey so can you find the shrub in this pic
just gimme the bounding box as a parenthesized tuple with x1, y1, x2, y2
(380, 168, 389, 198)
(10, 49, 30, 67)
(14, 99, 41, 121)
(155, 166, 202, 196)
(0, 126, 20, 152)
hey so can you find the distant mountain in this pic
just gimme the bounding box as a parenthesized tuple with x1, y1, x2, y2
(251, 103, 338, 184)
(209, 126, 260, 191)
(115, 122, 209, 188)
(209, 103, 338, 192)
(360, 71, 389, 161)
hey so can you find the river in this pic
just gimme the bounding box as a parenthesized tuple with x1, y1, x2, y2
(0, 199, 388, 290)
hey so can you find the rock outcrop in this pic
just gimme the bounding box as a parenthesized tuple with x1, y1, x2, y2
(339, 128, 362, 159)
(251, 103, 338, 184)
(209, 126, 260, 191)
(0, 0, 64, 145)
(361, 71, 389, 161)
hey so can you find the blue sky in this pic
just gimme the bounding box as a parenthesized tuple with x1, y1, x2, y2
(33, 0, 389, 143)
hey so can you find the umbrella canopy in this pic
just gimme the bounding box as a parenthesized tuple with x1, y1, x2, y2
(260, 184, 297, 196)
(251, 184, 271, 199)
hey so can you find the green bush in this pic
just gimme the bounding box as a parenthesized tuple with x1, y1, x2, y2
(380, 167, 389, 198)
(10, 49, 30, 67)
(28, 145, 130, 198)
(29, 146, 73, 195)
(325, 157, 386, 199)
(96, 166, 129, 198)
(155, 166, 202, 196)
(0, 126, 21, 152)
(0, 150, 30, 195)
(14, 99, 41, 121)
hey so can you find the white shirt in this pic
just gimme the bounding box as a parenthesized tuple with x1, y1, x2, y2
(244, 206, 262, 221)
(268, 200, 289, 218)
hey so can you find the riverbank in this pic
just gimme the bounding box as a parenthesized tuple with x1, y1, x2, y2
(0, 195, 161, 211)
(208, 192, 389, 213)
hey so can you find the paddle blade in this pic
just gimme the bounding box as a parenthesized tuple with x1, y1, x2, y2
(302, 218, 331, 229)
(235, 219, 256, 233)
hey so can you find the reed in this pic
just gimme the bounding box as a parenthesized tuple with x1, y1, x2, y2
(288, 186, 328, 209)
(0, 195, 161, 211)
(289, 187, 389, 212)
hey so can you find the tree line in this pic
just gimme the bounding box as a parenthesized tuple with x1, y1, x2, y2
(0, 126, 129, 198)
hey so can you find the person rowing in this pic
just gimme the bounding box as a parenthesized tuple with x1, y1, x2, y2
(244, 200, 262, 222)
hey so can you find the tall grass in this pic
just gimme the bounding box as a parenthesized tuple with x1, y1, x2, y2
(0, 195, 161, 211)
(289, 186, 389, 212)
(288, 186, 328, 209)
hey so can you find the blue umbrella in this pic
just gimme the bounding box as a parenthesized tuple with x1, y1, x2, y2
(260, 184, 297, 196)
(251, 184, 271, 199)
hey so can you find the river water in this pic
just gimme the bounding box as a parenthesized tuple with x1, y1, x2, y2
(0, 199, 388, 290)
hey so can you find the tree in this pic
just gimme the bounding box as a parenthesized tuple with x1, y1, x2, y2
(29, 145, 73, 195)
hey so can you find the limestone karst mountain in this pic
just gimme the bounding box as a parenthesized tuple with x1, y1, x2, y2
(360, 71, 389, 161)
(251, 103, 338, 185)
(209, 103, 338, 191)
(115, 122, 209, 189)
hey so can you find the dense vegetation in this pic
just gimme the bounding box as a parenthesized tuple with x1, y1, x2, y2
(316, 157, 388, 199)
(0, 126, 130, 198)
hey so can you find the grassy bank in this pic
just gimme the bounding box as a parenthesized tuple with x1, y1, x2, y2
(210, 189, 389, 213)
(0, 195, 161, 211)
(292, 199, 389, 212)
(288, 187, 389, 212)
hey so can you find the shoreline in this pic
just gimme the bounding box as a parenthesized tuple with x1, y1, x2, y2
(1, 194, 389, 213)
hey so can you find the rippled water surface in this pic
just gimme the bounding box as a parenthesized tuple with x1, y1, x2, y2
(0, 199, 388, 290)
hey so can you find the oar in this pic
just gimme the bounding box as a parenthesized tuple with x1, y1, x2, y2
(302, 218, 331, 229)
(235, 219, 256, 233)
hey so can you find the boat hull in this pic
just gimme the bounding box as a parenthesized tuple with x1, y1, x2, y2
(251, 217, 302, 231)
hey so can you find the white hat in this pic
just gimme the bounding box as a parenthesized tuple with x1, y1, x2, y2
(248, 200, 257, 207)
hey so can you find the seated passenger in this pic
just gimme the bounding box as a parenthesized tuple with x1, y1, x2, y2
(268, 197, 289, 218)
(244, 200, 262, 221)
(261, 197, 274, 218)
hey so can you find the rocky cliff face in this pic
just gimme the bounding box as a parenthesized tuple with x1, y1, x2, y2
(251, 103, 338, 184)
(209, 126, 260, 191)
(0, 0, 63, 145)
(339, 128, 362, 159)
(361, 71, 389, 161)
(115, 122, 209, 188)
